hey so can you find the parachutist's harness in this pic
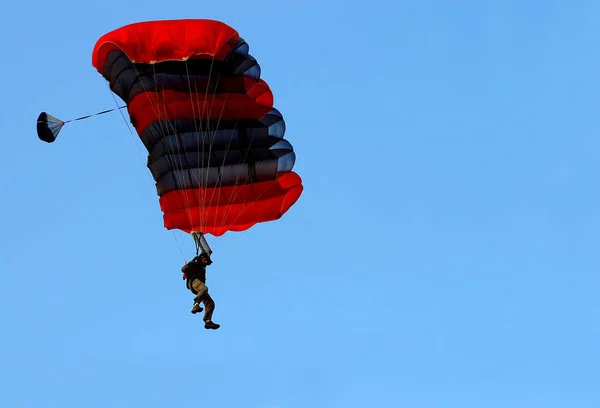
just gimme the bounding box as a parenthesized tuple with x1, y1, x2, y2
(182, 232, 213, 288)
(182, 255, 210, 284)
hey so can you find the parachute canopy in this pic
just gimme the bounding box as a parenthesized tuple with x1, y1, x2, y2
(91, 19, 303, 236)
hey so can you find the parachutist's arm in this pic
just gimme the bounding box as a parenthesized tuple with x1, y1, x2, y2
(182, 261, 194, 273)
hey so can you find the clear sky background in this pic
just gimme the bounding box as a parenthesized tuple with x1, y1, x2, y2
(1, 0, 600, 407)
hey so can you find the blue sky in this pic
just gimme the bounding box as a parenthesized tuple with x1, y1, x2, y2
(2, 0, 600, 406)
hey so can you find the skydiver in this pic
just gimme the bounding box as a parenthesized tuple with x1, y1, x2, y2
(181, 252, 220, 330)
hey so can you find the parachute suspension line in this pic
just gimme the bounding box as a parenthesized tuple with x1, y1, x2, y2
(187, 41, 268, 243)
(191, 55, 225, 233)
(204, 71, 253, 237)
(181, 52, 247, 256)
(109, 78, 198, 263)
(200, 60, 221, 232)
(108, 88, 152, 173)
(185, 57, 214, 233)
(215, 110, 261, 232)
(211, 40, 285, 237)
(108, 86, 194, 262)
(130, 63, 197, 259)
(106, 76, 193, 261)
(215, 122, 262, 235)
(181, 52, 276, 251)
(133, 55, 267, 247)
(151, 63, 197, 232)
(125, 57, 217, 255)
(193, 100, 244, 246)
(193, 41, 261, 236)
(184, 52, 241, 237)
(130, 38, 262, 246)
(194, 45, 249, 237)
(173, 230, 190, 263)
(132, 60, 213, 249)
(200, 73, 232, 232)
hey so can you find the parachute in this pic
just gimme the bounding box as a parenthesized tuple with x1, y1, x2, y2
(37, 112, 65, 143)
(37, 107, 125, 143)
(39, 19, 303, 249)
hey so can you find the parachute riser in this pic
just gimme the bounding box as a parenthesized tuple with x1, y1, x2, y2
(192, 232, 213, 256)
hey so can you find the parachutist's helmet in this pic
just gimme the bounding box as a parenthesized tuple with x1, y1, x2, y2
(199, 252, 213, 265)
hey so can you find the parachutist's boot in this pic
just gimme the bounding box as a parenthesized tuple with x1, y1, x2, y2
(191, 303, 203, 314)
(204, 320, 220, 330)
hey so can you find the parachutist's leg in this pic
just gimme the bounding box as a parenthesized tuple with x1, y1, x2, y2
(202, 293, 215, 322)
(190, 279, 219, 329)
(191, 302, 203, 314)
(201, 293, 219, 330)
(191, 280, 208, 301)
(189, 279, 206, 314)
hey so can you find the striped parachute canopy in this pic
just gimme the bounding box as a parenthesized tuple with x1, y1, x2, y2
(91, 19, 303, 237)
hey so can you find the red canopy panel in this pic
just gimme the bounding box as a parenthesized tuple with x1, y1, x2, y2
(92, 19, 239, 70)
(159, 172, 303, 236)
(128, 78, 274, 134)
